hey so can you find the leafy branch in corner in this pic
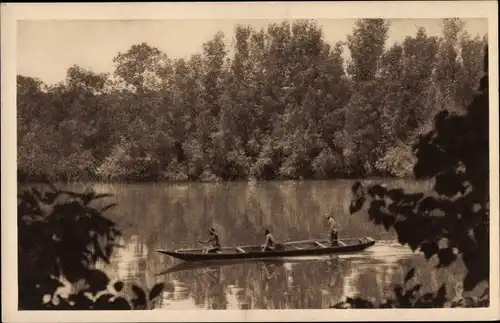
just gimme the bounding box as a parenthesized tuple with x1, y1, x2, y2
(335, 44, 489, 309)
(18, 181, 165, 310)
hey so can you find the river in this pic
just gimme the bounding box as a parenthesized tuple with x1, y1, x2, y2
(36, 179, 470, 309)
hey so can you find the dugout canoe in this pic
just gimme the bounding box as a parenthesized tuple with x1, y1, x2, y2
(155, 237, 376, 262)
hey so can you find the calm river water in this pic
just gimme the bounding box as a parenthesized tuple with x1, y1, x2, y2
(47, 180, 470, 309)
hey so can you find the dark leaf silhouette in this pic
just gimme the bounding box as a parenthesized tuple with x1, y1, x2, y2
(113, 281, 124, 293)
(382, 214, 395, 230)
(349, 197, 365, 214)
(351, 181, 363, 195)
(149, 283, 165, 301)
(437, 284, 446, 300)
(94, 294, 114, 310)
(59, 256, 88, 284)
(437, 248, 456, 267)
(368, 184, 387, 198)
(84, 270, 110, 294)
(463, 271, 483, 292)
(409, 284, 421, 294)
(420, 241, 439, 259)
(131, 284, 147, 309)
(105, 245, 113, 260)
(68, 293, 93, 310)
(112, 297, 132, 310)
(132, 284, 146, 300)
(39, 278, 64, 295)
(404, 268, 416, 283)
(386, 188, 404, 202)
(18, 184, 157, 310)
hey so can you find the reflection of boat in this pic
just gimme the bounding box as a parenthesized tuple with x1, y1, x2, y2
(157, 258, 286, 275)
(157, 254, 342, 276)
(155, 237, 375, 262)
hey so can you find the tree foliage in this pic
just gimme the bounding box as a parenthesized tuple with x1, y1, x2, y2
(17, 19, 487, 182)
(18, 183, 164, 310)
(336, 42, 490, 309)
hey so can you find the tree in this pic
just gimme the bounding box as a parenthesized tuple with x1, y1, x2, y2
(65, 65, 109, 95)
(343, 19, 391, 175)
(375, 28, 439, 177)
(395, 28, 439, 140)
(17, 76, 49, 181)
(278, 20, 332, 179)
(457, 32, 487, 108)
(113, 43, 171, 93)
(346, 19, 390, 83)
(434, 18, 467, 113)
(216, 25, 257, 179)
(195, 31, 228, 181)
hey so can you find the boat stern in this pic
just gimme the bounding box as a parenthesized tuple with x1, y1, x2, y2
(365, 237, 376, 247)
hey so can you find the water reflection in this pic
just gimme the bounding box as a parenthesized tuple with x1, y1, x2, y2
(46, 180, 470, 309)
(103, 237, 469, 310)
(151, 251, 389, 309)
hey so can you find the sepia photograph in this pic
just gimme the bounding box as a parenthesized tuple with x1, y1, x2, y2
(1, 1, 499, 322)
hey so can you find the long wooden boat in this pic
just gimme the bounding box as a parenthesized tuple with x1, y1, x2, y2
(155, 237, 375, 262)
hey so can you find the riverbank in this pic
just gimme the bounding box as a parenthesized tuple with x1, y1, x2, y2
(17, 171, 421, 185)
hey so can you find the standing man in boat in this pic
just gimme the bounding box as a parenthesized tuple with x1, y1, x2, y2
(262, 229, 276, 252)
(198, 227, 221, 253)
(326, 214, 342, 246)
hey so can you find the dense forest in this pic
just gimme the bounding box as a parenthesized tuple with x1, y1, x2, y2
(17, 18, 487, 182)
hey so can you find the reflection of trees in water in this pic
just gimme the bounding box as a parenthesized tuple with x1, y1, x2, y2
(202, 268, 228, 310)
(62, 181, 434, 250)
(347, 257, 412, 303)
(323, 258, 347, 305)
(176, 270, 206, 307)
(244, 183, 279, 242)
(105, 235, 473, 310)
(87, 180, 434, 260)
(162, 258, 382, 309)
(109, 246, 473, 310)
(340, 254, 477, 307)
(285, 258, 346, 308)
(105, 235, 146, 282)
(405, 256, 479, 298)
(157, 279, 190, 309)
(174, 267, 228, 309)
(259, 263, 287, 309)
(165, 259, 349, 309)
(76, 181, 473, 309)
(277, 182, 311, 241)
(97, 234, 152, 302)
